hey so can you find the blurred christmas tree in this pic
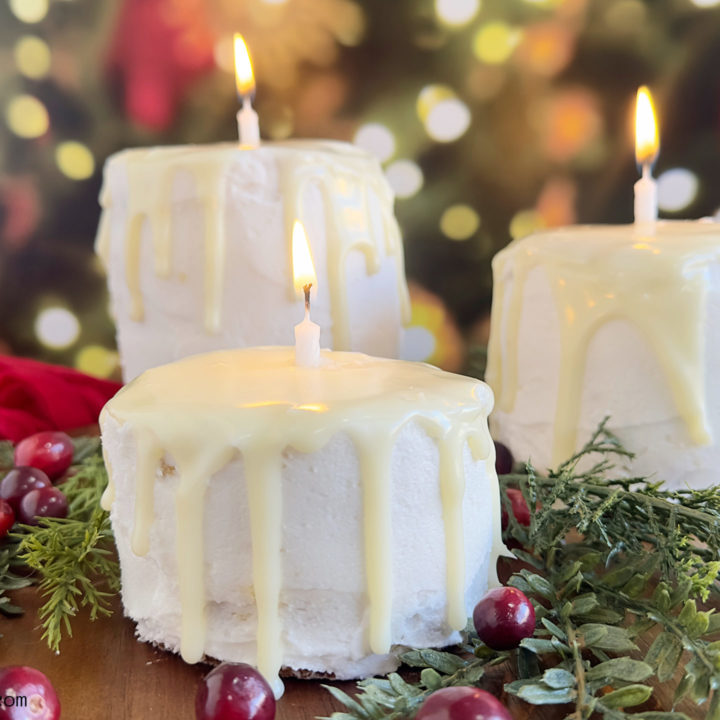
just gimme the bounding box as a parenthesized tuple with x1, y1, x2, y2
(1, 0, 720, 374)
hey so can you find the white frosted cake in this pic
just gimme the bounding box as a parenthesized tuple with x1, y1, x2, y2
(96, 141, 410, 380)
(486, 222, 720, 489)
(99, 347, 504, 696)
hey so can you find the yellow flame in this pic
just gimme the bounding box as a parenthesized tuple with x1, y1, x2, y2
(234, 33, 255, 97)
(635, 85, 659, 165)
(292, 220, 317, 293)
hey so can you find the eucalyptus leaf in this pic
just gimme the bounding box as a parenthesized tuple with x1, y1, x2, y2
(646, 632, 683, 683)
(514, 682, 576, 705)
(541, 667, 576, 689)
(599, 684, 653, 709)
(586, 658, 653, 683)
(579, 624, 637, 652)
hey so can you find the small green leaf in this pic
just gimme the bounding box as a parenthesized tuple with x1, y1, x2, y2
(586, 658, 653, 683)
(419, 669, 441, 691)
(705, 613, 720, 636)
(322, 685, 370, 719)
(678, 599, 698, 626)
(523, 572, 555, 600)
(599, 684, 653, 709)
(457, 663, 485, 685)
(570, 593, 598, 616)
(519, 638, 558, 655)
(400, 649, 465, 675)
(686, 610, 711, 639)
(542, 668, 575, 689)
(646, 632, 683, 682)
(579, 624, 637, 652)
(691, 672, 711, 704)
(542, 618, 567, 642)
(514, 683, 576, 705)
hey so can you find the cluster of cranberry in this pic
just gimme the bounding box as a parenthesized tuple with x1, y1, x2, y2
(195, 441, 534, 720)
(0, 431, 75, 538)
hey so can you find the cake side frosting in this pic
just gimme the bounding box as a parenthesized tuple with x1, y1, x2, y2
(486, 222, 720, 468)
(100, 348, 503, 696)
(95, 141, 411, 379)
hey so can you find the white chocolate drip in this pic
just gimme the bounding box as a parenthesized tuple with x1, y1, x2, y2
(486, 223, 719, 465)
(95, 141, 411, 348)
(101, 348, 502, 695)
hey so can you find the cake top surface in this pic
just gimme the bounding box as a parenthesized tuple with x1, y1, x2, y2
(105, 139, 376, 167)
(498, 220, 720, 265)
(104, 347, 493, 433)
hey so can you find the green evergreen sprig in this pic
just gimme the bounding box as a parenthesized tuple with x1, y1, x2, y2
(3, 436, 121, 651)
(325, 420, 720, 720)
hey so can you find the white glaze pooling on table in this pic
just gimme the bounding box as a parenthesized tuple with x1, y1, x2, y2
(100, 347, 501, 696)
(95, 141, 411, 347)
(486, 222, 720, 465)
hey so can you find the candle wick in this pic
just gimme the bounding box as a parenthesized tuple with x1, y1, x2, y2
(303, 283, 312, 313)
(642, 162, 651, 181)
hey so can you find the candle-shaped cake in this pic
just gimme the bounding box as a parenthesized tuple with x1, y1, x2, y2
(96, 38, 409, 381)
(99, 347, 504, 696)
(96, 139, 410, 380)
(486, 88, 720, 489)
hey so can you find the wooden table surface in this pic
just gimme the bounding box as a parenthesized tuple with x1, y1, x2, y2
(0, 565, 694, 720)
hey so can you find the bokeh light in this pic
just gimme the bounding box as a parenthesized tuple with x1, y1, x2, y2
(657, 168, 699, 212)
(385, 160, 424, 199)
(55, 141, 95, 180)
(213, 36, 235, 73)
(516, 23, 574, 77)
(435, 0, 481, 27)
(690, 0, 720, 7)
(510, 209, 546, 239)
(353, 123, 396, 162)
(440, 205, 480, 240)
(35, 307, 80, 350)
(75, 345, 119, 378)
(424, 97, 471, 142)
(541, 89, 602, 162)
(6, 94, 49, 139)
(605, 0, 647, 31)
(14, 36, 51, 79)
(473, 22, 521, 65)
(9, 0, 49, 23)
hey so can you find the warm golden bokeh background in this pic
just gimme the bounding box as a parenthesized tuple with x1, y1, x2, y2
(1, 0, 720, 376)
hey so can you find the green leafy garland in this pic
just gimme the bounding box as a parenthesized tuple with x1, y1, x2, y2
(326, 421, 720, 720)
(0, 437, 120, 651)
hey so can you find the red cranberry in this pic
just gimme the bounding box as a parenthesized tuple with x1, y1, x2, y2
(473, 587, 535, 651)
(18, 488, 68, 526)
(500, 488, 531, 530)
(494, 442, 513, 476)
(416, 687, 513, 720)
(0, 501, 14, 539)
(195, 663, 276, 720)
(0, 665, 60, 720)
(14, 432, 74, 481)
(0, 468, 51, 513)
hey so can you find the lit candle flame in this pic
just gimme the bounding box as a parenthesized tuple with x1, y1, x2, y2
(635, 85, 659, 166)
(292, 221, 317, 296)
(234, 33, 255, 98)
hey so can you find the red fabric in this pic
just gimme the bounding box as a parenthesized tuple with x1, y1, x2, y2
(0, 356, 122, 443)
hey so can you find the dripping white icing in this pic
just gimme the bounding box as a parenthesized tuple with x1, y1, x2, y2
(95, 141, 411, 347)
(101, 347, 502, 695)
(486, 222, 720, 465)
